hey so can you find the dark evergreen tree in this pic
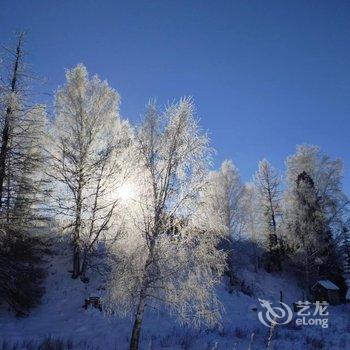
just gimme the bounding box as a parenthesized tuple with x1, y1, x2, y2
(0, 34, 47, 315)
(288, 171, 342, 291)
(0, 227, 46, 316)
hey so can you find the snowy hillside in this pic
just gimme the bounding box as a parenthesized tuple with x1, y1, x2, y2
(1, 239, 348, 350)
(0, 25, 350, 350)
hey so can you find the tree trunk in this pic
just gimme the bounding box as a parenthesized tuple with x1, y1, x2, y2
(129, 290, 146, 350)
(0, 119, 10, 209)
(72, 186, 82, 279)
(267, 184, 282, 272)
(72, 243, 80, 279)
(80, 250, 89, 283)
(0, 34, 23, 209)
(227, 236, 236, 287)
(5, 156, 11, 222)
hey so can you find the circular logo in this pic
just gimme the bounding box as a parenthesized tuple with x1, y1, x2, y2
(257, 298, 293, 327)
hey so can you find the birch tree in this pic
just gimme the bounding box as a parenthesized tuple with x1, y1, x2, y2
(105, 99, 226, 350)
(254, 159, 283, 272)
(203, 160, 245, 286)
(47, 64, 130, 280)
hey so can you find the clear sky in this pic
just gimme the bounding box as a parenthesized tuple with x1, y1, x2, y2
(1, 0, 349, 193)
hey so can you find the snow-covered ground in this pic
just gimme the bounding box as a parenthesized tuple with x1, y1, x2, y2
(0, 240, 349, 349)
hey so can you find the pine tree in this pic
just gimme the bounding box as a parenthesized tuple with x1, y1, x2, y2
(285, 145, 348, 236)
(284, 145, 348, 292)
(0, 33, 47, 225)
(0, 34, 46, 315)
(287, 171, 340, 291)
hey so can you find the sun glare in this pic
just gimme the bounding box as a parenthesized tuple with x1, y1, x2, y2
(118, 183, 134, 201)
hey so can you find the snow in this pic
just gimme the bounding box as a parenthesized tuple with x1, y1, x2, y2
(315, 280, 340, 290)
(0, 239, 349, 349)
(346, 288, 350, 301)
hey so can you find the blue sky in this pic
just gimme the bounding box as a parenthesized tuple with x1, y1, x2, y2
(1, 0, 349, 193)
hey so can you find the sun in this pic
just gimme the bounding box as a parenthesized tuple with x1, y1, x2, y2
(118, 183, 134, 201)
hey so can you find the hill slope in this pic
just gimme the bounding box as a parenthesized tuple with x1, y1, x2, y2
(0, 240, 349, 349)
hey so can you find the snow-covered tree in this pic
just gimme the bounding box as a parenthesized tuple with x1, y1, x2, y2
(254, 159, 283, 272)
(0, 33, 47, 224)
(285, 170, 341, 291)
(207, 160, 245, 237)
(8, 105, 47, 226)
(341, 225, 350, 299)
(241, 183, 261, 271)
(105, 99, 226, 350)
(285, 145, 349, 236)
(341, 225, 350, 269)
(0, 34, 46, 315)
(0, 33, 24, 211)
(203, 160, 245, 286)
(47, 64, 131, 280)
(283, 145, 347, 289)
